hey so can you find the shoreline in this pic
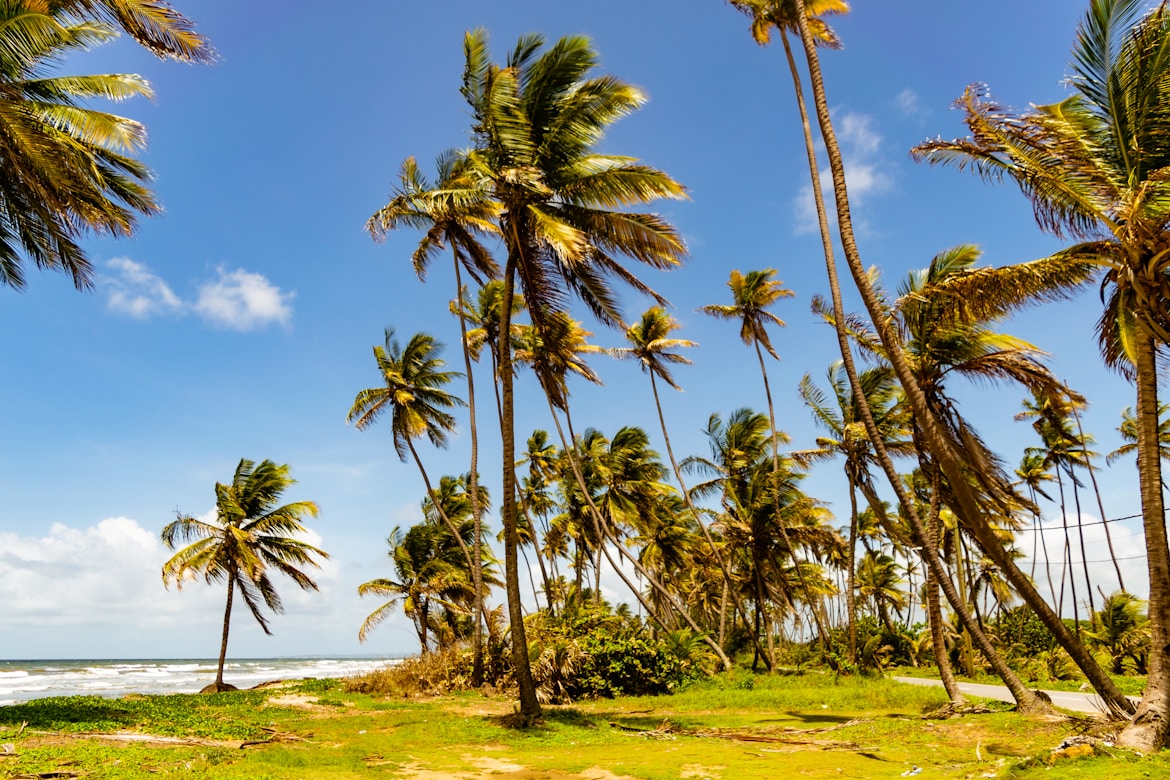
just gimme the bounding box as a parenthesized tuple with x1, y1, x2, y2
(0, 657, 399, 706)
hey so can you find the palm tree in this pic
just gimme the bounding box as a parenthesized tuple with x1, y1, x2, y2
(1108, 404, 1170, 466)
(0, 1, 160, 291)
(359, 474, 498, 652)
(359, 523, 472, 652)
(1014, 451, 1059, 605)
(54, 0, 213, 62)
(347, 329, 479, 586)
(688, 409, 837, 668)
(460, 29, 687, 721)
(798, 362, 911, 663)
(855, 549, 905, 634)
(161, 458, 326, 692)
(700, 270, 833, 649)
(910, 0, 1170, 738)
(780, 0, 1093, 714)
(366, 153, 500, 682)
(609, 307, 758, 654)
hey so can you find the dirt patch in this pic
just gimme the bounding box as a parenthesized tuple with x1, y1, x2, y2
(266, 694, 320, 709)
(22, 731, 243, 749)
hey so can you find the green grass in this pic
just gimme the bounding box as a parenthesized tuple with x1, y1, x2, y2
(1, 673, 1167, 779)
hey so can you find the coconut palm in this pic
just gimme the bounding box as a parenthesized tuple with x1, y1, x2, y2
(460, 28, 688, 720)
(911, 0, 1170, 736)
(1014, 451, 1059, 604)
(359, 474, 498, 652)
(609, 307, 758, 652)
(780, 0, 1092, 713)
(347, 329, 479, 585)
(359, 523, 471, 652)
(0, 1, 159, 291)
(700, 269, 833, 650)
(798, 362, 911, 663)
(1108, 404, 1170, 466)
(161, 458, 326, 692)
(855, 549, 905, 634)
(367, 152, 500, 682)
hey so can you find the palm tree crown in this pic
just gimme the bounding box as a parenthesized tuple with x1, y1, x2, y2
(347, 329, 465, 460)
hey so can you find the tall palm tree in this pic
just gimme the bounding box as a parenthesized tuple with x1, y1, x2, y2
(1014, 451, 1059, 605)
(460, 29, 687, 720)
(347, 329, 479, 586)
(366, 152, 500, 683)
(700, 270, 831, 649)
(161, 458, 326, 692)
(910, 0, 1170, 738)
(798, 362, 911, 663)
(781, 0, 1092, 714)
(610, 307, 760, 656)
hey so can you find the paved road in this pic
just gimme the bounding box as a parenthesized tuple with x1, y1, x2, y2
(892, 676, 1141, 714)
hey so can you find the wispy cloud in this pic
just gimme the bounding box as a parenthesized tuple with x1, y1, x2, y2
(194, 268, 294, 331)
(102, 260, 294, 331)
(896, 87, 921, 117)
(793, 111, 893, 235)
(105, 258, 183, 319)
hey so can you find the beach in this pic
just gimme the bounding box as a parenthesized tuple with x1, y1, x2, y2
(0, 657, 395, 705)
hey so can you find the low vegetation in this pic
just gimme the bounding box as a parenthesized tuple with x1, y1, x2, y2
(3, 670, 1169, 779)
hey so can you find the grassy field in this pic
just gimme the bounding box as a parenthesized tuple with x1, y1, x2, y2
(1, 671, 1167, 779)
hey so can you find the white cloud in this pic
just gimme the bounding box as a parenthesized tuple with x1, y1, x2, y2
(793, 111, 893, 235)
(0, 516, 343, 657)
(104, 257, 183, 319)
(194, 267, 294, 331)
(1015, 513, 1147, 613)
(100, 260, 294, 331)
(896, 87, 921, 116)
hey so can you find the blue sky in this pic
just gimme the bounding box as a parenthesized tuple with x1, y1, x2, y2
(0, 0, 1147, 661)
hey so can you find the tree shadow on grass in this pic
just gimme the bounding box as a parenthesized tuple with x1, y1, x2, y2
(0, 696, 134, 731)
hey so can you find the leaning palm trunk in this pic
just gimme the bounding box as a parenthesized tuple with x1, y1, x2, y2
(924, 480, 963, 706)
(551, 402, 733, 670)
(846, 476, 859, 665)
(789, 0, 1065, 715)
(778, 13, 989, 706)
(406, 439, 477, 580)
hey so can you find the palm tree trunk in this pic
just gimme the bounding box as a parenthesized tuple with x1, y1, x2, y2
(496, 246, 541, 721)
(1069, 465, 1097, 626)
(649, 369, 767, 662)
(1118, 331, 1170, 750)
(451, 259, 487, 687)
(846, 476, 859, 666)
(215, 569, 236, 688)
(789, 0, 1056, 715)
(1054, 467, 1078, 631)
(754, 340, 828, 650)
(1067, 391, 1126, 591)
(926, 469, 965, 704)
(406, 439, 476, 578)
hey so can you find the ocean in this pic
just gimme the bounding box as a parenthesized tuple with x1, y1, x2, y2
(0, 657, 398, 706)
